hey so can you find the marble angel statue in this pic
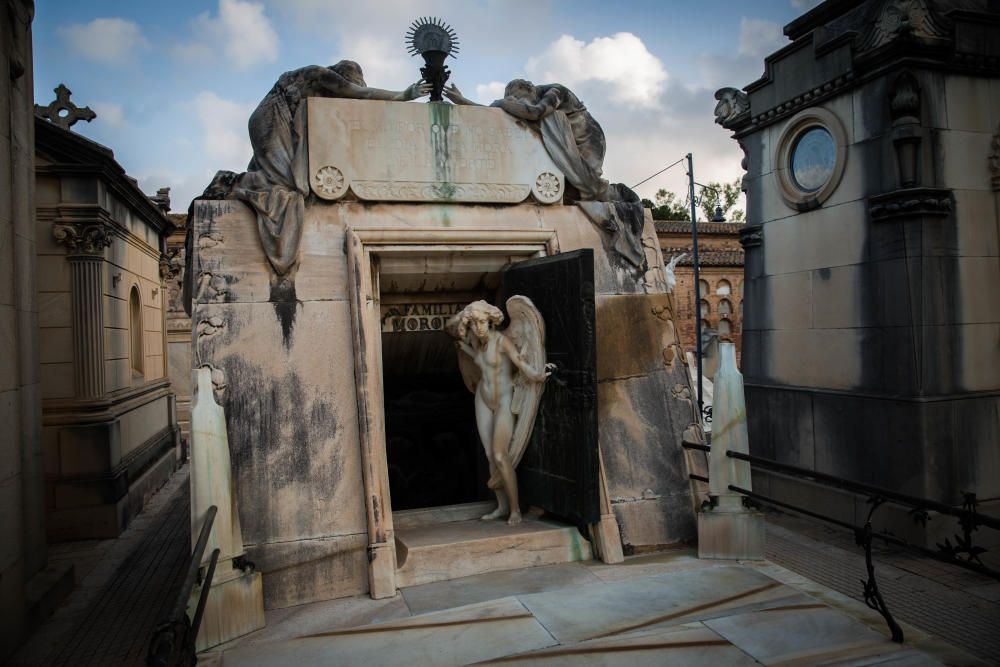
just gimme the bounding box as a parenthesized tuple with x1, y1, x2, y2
(447, 298, 554, 526)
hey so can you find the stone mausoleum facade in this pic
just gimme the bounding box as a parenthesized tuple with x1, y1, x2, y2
(716, 0, 1000, 538)
(188, 96, 701, 611)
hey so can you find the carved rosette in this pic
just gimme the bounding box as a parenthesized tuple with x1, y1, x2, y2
(531, 172, 563, 204)
(53, 222, 113, 256)
(313, 165, 349, 200)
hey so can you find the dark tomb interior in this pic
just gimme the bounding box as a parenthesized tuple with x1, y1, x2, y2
(382, 328, 491, 511)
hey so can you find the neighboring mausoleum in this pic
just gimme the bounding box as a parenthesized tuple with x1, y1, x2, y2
(717, 0, 1000, 539)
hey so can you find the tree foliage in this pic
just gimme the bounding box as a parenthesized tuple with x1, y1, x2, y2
(642, 189, 690, 221)
(643, 179, 745, 222)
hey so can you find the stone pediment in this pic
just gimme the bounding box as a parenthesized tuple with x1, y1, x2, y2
(306, 99, 564, 205)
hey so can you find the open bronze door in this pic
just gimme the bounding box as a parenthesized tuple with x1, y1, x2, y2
(498, 249, 600, 529)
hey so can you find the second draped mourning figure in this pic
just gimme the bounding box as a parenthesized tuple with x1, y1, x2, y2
(447, 298, 554, 526)
(446, 79, 648, 272)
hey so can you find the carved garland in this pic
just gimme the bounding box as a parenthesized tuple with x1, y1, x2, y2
(53, 223, 113, 256)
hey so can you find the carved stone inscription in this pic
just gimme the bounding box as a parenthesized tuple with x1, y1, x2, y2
(308, 99, 564, 204)
(381, 302, 465, 333)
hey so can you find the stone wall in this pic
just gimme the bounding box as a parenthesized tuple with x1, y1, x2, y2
(0, 0, 42, 659)
(191, 197, 697, 607)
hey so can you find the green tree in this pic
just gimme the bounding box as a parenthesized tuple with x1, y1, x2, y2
(698, 179, 744, 222)
(642, 188, 690, 221)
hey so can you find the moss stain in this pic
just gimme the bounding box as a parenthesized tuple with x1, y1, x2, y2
(429, 102, 455, 200)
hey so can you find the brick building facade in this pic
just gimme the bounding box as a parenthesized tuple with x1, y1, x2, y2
(655, 221, 744, 369)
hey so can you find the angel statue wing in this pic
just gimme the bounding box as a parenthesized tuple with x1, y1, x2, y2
(487, 295, 547, 488)
(445, 311, 480, 394)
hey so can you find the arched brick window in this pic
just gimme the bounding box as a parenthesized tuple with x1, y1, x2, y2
(716, 279, 732, 296)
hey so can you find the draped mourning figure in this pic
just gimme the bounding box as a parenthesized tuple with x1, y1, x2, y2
(183, 62, 429, 317)
(446, 80, 648, 272)
(447, 298, 554, 526)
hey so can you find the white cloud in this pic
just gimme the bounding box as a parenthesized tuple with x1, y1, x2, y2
(174, 0, 278, 70)
(738, 18, 785, 59)
(58, 18, 149, 65)
(92, 102, 125, 128)
(474, 81, 506, 104)
(791, 0, 824, 10)
(193, 92, 254, 170)
(331, 35, 413, 91)
(524, 33, 667, 108)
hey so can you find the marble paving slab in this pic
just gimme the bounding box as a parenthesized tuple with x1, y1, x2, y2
(517, 564, 806, 643)
(218, 597, 558, 667)
(704, 605, 941, 666)
(402, 562, 603, 614)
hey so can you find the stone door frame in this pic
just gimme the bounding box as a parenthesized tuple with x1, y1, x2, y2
(345, 226, 623, 599)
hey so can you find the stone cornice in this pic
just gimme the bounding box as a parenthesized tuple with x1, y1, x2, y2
(35, 118, 175, 237)
(42, 379, 172, 426)
(739, 224, 763, 249)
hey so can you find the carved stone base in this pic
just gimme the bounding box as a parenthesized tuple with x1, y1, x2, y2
(368, 541, 397, 599)
(697, 510, 764, 560)
(589, 513, 624, 564)
(189, 565, 265, 652)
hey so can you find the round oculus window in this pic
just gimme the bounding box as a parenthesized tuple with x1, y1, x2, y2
(790, 127, 836, 193)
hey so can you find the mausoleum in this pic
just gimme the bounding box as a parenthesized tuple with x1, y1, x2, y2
(187, 80, 701, 610)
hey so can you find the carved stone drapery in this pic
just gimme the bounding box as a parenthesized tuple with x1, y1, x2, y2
(54, 222, 112, 399)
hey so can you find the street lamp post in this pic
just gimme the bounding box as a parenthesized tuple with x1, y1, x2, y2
(687, 153, 705, 422)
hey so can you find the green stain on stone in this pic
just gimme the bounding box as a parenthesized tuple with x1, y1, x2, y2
(429, 101, 453, 199)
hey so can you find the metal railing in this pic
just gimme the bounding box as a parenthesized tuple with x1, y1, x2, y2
(147, 505, 219, 667)
(684, 442, 1000, 643)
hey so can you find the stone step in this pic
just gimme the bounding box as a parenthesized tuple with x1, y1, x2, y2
(394, 517, 592, 588)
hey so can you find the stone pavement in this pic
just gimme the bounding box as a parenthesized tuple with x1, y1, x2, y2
(202, 549, 976, 666)
(11, 467, 191, 666)
(764, 513, 1000, 666)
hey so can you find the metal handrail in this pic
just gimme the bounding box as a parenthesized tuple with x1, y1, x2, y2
(684, 441, 999, 643)
(148, 505, 218, 667)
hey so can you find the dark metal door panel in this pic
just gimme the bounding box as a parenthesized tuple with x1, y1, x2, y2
(499, 249, 599, 527)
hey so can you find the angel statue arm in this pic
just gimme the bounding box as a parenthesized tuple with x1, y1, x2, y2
(501, 336, 553, 383)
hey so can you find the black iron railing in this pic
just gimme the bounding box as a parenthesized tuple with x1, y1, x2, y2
(148, 505, 219, 667)
(684, 443, 1000, 643)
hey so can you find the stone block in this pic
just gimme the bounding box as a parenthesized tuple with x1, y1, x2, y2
(938, 129, 994, 191)
(38, 291, 70, 328)
(103, 327, 128, 361)
(595, 293, 677, 381)
(852, 76, 890, 143)
(872, 259, 914, 328)
(190, 569, 265, 652)
(760, 271, 812, 331)
(57, 423, 113, 477)
(247, 533, 369, 609)
(954, 189, 1000, 257)
(40, 362, 73, 400)
(0, 474, 23, 571)
(944, 75, 995, 133)
(14, 235, 36, 313)
(39, 326, 72, 364)
(697, 510, 764, 560)
(0, 306, 16, 392)
(611, 493, 696, 550)
(104, 358, 129, 393)
(762, 328, 864, 390)
(0, 222, 14, 307)
(193, 300, 367, 544)
(762, 199, 868, 276)
(958, 323, 1000, 392)
(811, 264, 869, 329)
(0, 390, 20, 481)
(744, 385, 814, 467)
(959, 256, 1000, 325)
(0, 557, 25, 661)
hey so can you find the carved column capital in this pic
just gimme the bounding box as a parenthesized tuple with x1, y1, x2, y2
(53, 222, 113, 257)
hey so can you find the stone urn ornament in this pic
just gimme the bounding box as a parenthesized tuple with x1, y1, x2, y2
(406, 17, 459, 102)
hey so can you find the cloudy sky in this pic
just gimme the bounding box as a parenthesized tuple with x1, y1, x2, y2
(33, 0, 823, 213)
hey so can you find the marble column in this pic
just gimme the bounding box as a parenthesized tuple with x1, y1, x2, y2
(53, 222, 112, 399)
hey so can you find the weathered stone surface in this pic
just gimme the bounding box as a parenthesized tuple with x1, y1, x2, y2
(595, 293, 679, 382)
(193, 300, 366, 545)
(308, 99, 564, 204)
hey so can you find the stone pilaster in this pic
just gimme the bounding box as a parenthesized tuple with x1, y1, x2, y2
(53, 222, 112, 399)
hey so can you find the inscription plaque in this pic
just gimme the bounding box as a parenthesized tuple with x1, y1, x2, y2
(307, 99, 564, 204)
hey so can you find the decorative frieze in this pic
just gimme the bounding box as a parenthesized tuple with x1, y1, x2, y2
(868, 187, 952, 221)
(713, 88, 750, 130)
